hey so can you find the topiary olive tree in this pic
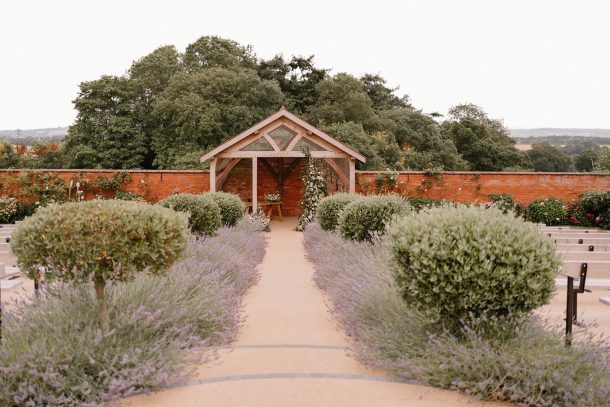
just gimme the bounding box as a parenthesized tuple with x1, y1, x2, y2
(11, 200, 189, 332)
(385, 205, 559, 333)
(204, 192, 244, 227)
(316, 193, 361, 231)
(338, 195, 411, 241)
(158, 193, 221, 236)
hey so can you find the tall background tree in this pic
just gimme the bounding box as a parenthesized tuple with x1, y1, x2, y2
(61, 35, 591, 173)
(527, 143, 573, 172)
(441, 104, 530, 171)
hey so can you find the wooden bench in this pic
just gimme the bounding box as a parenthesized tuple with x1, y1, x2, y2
(561, 263, 591, 346)
(244, 201, 283, 221)
(560, 261, 610, 280)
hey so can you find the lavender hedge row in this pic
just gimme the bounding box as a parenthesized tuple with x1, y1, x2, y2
(304, 222, 610, 406)
(0, 221, 266, 406)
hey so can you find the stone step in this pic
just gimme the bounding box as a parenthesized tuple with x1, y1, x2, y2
(554, 237, 610, 245)
(0, 279, 22, 290)
(557, 251, 610, 261)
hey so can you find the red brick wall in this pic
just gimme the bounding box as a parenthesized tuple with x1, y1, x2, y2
(2, 169, 609, 216)
(356, 171, 610, 204)
(0, 170, 210, 202)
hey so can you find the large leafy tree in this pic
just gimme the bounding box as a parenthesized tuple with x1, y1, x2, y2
(527, 143, 573, 172)
(595, 149, 610, 172)
(258, 55, 328, 114)
(381, 108, 468, 170)
(183, 36, 257, 72)
(129, 45, 183, 168)
(151, 68, 284, 168)
(574, 149, 599, 172)
(0, 143, 20, 168)
(442, 117, 529, 171)
(305, 73, 382, 131)
(361, 74, 411, 111)
(322, 122, 404, 170)
(64, 76, 147, 169)
(442, 104, 528, 171)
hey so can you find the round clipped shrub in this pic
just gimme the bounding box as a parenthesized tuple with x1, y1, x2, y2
(159, 193, 221, 236)
(204, 192, 244, 227)
(526, 198, 567, 225)
(11, 200, 189, 331)
(386, 205, 559, 331)
(316, 193, 361, 231)
(338, 194, 410, 241)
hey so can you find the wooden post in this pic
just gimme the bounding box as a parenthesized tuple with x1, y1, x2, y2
(209, 158, 216, 192)
(252, 157, 258, 212)
(348, 158, 356, 194)
(278, 158, 284, 198)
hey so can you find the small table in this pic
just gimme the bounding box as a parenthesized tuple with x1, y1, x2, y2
(245, 201, 283, 221)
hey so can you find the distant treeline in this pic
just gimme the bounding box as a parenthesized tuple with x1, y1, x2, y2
(0, 127, 68, 140)
(0, 136, 65, 146)
(513, 135, 610, 146)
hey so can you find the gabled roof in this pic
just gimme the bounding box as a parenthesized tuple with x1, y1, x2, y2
(200, 107, 366, 163)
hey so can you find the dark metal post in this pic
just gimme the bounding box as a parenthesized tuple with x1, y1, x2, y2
(565, 276, 574, 347)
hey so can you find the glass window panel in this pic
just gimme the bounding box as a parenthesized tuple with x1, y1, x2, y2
(268, 125, 297, 150)
(293, 137, 327, 151)
(241, 137, 275, 151)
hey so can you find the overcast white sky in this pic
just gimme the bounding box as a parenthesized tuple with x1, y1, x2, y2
(1, 0, 609, 130)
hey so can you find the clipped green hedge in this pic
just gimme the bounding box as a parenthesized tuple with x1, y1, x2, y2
(159, 193, 221, 236)
(338, 195, 410, 241)
(316, 193, 361, 231)
(386, 205, 559, 332)
(526, 198, 567, 225)
(11, 200, 188, 284)
(204, 192, 244, 227)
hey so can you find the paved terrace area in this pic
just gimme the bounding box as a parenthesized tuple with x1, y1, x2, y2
(121, 219, 505, 407)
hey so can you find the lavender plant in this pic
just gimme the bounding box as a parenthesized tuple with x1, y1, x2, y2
(0, 222, 266, 406)
(304, 222, 610, 406)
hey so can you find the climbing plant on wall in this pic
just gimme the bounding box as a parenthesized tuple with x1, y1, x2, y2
(296, 149, 327, 231)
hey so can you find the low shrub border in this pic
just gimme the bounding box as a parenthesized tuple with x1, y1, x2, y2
(158, 193, 222, 236)
(0, 221, 266, 405)
(338, 194, 410, 241)
(304, 222, 610, 406)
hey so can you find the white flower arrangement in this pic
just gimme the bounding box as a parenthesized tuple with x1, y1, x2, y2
(264, 192, 282, 203)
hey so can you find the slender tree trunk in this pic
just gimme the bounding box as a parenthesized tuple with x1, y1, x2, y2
(94, 276, 109, 333)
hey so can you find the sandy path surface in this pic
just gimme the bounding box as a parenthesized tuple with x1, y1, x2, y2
(121, 220, 505, 407)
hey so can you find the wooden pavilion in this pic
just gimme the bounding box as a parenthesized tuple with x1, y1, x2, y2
(200, 107, 366, 211)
